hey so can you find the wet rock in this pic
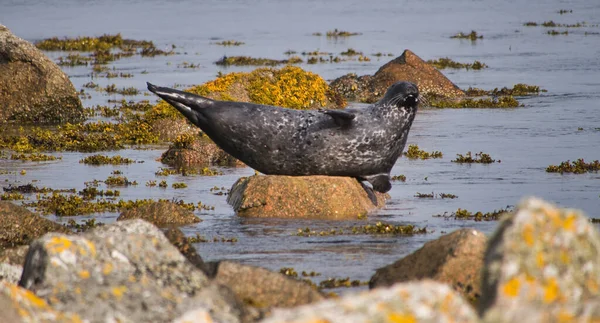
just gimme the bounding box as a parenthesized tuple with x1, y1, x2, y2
(0, 201, 71, 249)
(206, 260, 324, 309)
(160, 135, 243, 167)
(18, 220, 245, 322)
(164, 227, 208, 273)
(117, 200, 201, 226)
(330, 49, 465, 103)
(227, 175, 388, 219)
(151, 118, 199, 142)
(0, 24, 84, 124)
(260, 280, 479, 323)
(480, 197, 600, 321)
(0, 281, 82, 322)
(370, 228, 486, 302)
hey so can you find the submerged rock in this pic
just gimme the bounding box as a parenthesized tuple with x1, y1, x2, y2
(0, 24, 84, 124)
(206, 260, 324, 309)
(480, 197, 600, 322)
(370, 228, 486, 302)
(160, 134, 243, 167)
(117, 200, 201, 226)
(260, 280, 479, 323)
(0, 201, 70, 249)
(18, 220, 245, 322)
(227, 175, 388, 219)
(330, 49, 465, 103)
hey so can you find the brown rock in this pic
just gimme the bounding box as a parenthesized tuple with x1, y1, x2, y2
(369, 228, 486, 302)
(0, 201, 70, 249)
(330, 49, 465, 103)
(206, 261, 324, 309)
(0, 245, 29, 266)
(0, 24, 84, 124)
(227, 175, 388, 219)
(163, 227, 207, 273)
(117, 201, 201, 227)
(160, 135, 244, 167)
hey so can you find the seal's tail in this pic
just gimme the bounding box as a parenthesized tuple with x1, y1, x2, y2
(146, 82, 214, 111)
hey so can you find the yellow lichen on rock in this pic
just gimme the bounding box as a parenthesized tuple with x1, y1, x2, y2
(46, 236, 74, 254)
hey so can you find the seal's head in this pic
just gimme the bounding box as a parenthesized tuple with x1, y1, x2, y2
(381, 81, 420, 110)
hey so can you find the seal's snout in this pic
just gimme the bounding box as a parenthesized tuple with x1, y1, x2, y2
(403, 93, 418, 105)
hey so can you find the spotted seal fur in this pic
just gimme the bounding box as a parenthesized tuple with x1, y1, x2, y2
(147, 81, 419, 193)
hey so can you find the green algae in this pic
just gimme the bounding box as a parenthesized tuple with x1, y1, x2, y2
(10, 153, 62, 162)
(57, 53, 93, 66)
(452, 152, 497, 164)
(296, 222, 427, 237)
(215, 56, 302, 66)
(213, 40, 245, 46)
(427, 57, 487, 70)
(104, 175, 136, 186)
(172, 182, 187, 189)
(64, 218, 105, 233)
(558, 9, 573, 14)
(325, 29, 362, 37)
(79, 155, 136, 165)
(3, 183, 75, 194)
(1, 192, 25, 201)
(187, 234, 237, 243)
(524, 20, 591, 28)
(391, 175, 406, 182)
(547, 30, 569, 35)
(340, 48, 363, 56)
(415, 192, 458, 199)
(546, 159, 600, 174)
(403, 144, 443, 160)
(78, 187, 120, 200)
(434, 206, 513, 221)
(280, 267, 298, 277)
(465, 83, 545, 97)
(158, 180, 168, 188)
(36, 34, 129, 51)
(429, 96, 520, 108)
(319, 277, 365, 289)
(450, 31, 483, 40)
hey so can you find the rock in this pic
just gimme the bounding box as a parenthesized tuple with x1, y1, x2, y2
(227, 175, 388, 219)
(370, 228, 486, 302)
(0, 263, 22, 284)
(117, 201, 201, 226)
(0, 201, 71, 249)
(18, 220, 245, 322)
(0, 24, 84, 124)
(0, 245, 29, 266)
(160, 134, 243, 167)
(260, 280, 479, 323)
(330, 49, 465, 103)
(206, 260, 324, 309)
(480, 197, 600, 321)
(164, 227, 208, 273)
(0, 281, 82, 322)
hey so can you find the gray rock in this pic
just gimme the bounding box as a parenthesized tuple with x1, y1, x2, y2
(260, 280, 479, 323)
(0, 263, 22, 284)
(370, 228, 486, 302)
(0, 24, 84, 124)
(18, 219, 244, 322)
(207, 260, 324, 309)
(480, 197, 600, 321)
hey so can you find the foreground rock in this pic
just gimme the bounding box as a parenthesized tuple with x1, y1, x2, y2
(117, 200, 201, 226)
(0, 24, 84, 124)
(370, 228, 486, 302)
(19, 220, 246, 322)
(0, 201, 70, 249)
(227, 175, 388, 219)
(261, 280, 478, 323)
(480, 197, 600, 322)
(160, 134, 243, 167)
(207, 261, 324, 309)
(330, 49, 465, 103)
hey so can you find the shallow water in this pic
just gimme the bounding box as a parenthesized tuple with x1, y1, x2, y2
(1, 0, 600, 292)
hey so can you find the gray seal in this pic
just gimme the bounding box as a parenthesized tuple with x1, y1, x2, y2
(147, 81, 419, 193)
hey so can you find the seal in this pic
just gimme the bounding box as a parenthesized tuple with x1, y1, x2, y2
(147, 81, 419, 193)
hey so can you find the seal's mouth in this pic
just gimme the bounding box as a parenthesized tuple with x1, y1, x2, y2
(403, 94, 419, 106)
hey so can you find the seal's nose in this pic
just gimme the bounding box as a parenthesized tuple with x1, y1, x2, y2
(403, 94, 418, 105)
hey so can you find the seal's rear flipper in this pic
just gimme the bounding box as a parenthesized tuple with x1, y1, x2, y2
(146, 82, 214, 111)
(363, 174, 392, 193)
(319, 109, 355, 128)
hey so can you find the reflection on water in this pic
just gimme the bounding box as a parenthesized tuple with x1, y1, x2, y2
(1, 0, 600, 291)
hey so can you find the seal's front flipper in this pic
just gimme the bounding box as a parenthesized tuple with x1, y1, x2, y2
(364, 174, 392, 193)
(319, 109, 355, 128)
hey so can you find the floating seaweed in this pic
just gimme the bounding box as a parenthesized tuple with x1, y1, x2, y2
(403, 144, 443, 160)
(452, 152, 497, 164)
(546, 159, 600, 174)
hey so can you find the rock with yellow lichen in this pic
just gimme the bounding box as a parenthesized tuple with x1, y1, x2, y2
(227, 175, 389, 219)
(18, 220, 246, 323)
(260, 280, 479, 323)
(329, 49, 465, 103)
(0, 281, 82, 323)
(370, 228, 486, 303)
(480, 197, 600, 322)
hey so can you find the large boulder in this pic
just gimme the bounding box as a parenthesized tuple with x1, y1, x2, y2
(227, 175, 388, 219)
(206, 261, 324, 309)
(330, 49, 465, 103)
(370, 228, 486, 302)
(260, 280, 479, 323)
(117, 200, 201, 227)
(160, 134, 244, 167)
(480, 197, 600, 322)
(18, 220, 246, 322)
(0, 201, 71, 249)
(0, 24, 84, 124)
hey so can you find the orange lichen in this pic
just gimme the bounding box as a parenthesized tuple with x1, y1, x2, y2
(388, 313, 417, 323)
(46, 236, 73, 254)
(503, 277, 520, 297)
(543, 278, 559, 303)
(522, 224, 535, 246)
(78, 270, 91, 279)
